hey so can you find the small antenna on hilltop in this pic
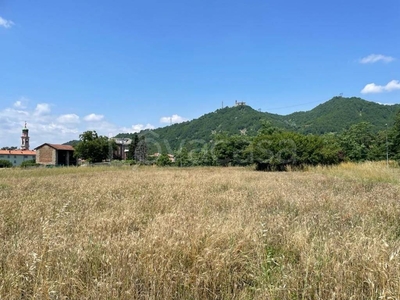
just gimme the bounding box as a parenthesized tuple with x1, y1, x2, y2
(222, 101, 224, 109)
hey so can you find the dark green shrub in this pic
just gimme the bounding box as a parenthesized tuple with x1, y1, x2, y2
(0, 160, 12, 168)
(20, 159, 39, 168)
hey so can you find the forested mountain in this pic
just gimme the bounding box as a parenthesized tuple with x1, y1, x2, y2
(116, 97, 400, 151)
(63, 140, 79, 146)
(117, 105, 286, 151)
(283, 97, 400, 134)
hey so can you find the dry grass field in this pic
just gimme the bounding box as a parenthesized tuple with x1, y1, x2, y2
(1, 163, 400, 299)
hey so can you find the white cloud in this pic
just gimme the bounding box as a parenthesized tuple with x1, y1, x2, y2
(361, 80, 400, 94)
(13, 101, 23, 108)
(13, 97, 29, 109)
(134, 123, 155, 132)
(361, 83, 384, 94)
(36, 122, 80, 135)
(0, 108, 29, 124)
(0, 16, 14, 29)
(386, 80, 400, 91)
(57, 114, 80, 124)
(0, 99, 171, 148)
(83, 113, 104, 122)
(0, 100, 86, 148)
(34, 103, 51, 115)
(120, 123, 155, 133)
(377, 102, 396, 106)
(360, 54, 395, 64)
(160, 114, 188, 124)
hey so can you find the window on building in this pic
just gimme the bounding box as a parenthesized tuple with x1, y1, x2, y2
(14, 155, 17, 158)
(14, 160, 16, 164)
(7, 155, 10, 158)
(24, 155, 28, 158)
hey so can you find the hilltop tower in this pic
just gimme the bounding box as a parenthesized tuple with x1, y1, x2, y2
(21, 122, 30, 150)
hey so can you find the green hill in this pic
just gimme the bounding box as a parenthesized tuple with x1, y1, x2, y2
(116, 97, 400, 151)
(283, 97, 400, 134)
(117, 105, 287, 151)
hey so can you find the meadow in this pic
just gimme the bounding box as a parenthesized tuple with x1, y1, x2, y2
(1, 162, 400, 299)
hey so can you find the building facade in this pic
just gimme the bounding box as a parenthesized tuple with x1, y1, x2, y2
(35, 144, 76, 166)
(235, 100, 246, 106)
(0, 149, 36, 166)
(112, 138, 131, 160)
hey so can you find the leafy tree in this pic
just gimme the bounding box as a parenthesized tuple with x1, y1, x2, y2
(174, 146, 216, 167)
(197, 148, 216, 166)
(134, 136, 147, 164)
(258, 120, 282, 135)
(1, 146, 17, 150)
(175, 147, 190, 167)
(339, 122, 376, 161)
(127, 133, 139, 160)
(365, 130, 387, 161)
(246, 130, 342, 171)
(74, 131, 116, 163)
(189, 150, 203, 166)
(0, 160, 12, 168)
(156, 153, 172, 166)
(247, 131, 298, 171)
(389, 110, 400, 160)
(297, 134, 342, 166)
(213, 134, 251, 166)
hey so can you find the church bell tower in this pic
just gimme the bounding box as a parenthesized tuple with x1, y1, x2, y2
(21, 122, 30, 150)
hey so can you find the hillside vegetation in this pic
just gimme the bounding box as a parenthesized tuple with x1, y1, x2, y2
(285, 96, 400, 134)
(118, 105, 285, 151)
(116, 97, 400, 151)
(1, 164, 400, 299)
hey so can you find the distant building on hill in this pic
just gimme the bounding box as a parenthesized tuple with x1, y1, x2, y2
(235, 100, 246, 106)
(0, 123, 36, 166)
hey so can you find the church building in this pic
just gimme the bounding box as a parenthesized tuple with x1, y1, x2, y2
(0, 123, 36, 166)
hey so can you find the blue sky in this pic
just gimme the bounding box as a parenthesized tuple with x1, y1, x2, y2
(1, 0, 399, 148)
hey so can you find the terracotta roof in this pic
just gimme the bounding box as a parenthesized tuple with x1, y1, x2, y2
(35, 143, 74, 151)
(49, 144, 74, 151)
(0, 150, 36, 155)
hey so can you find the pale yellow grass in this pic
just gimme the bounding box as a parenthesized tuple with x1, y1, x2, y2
(312, 161, 400, 184)
(1, 164, 400, 299)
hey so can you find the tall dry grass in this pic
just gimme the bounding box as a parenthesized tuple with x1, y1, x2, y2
(1, 163, 400, 299)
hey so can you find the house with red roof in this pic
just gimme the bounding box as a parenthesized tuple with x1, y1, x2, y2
(0, 149, 36, 167)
